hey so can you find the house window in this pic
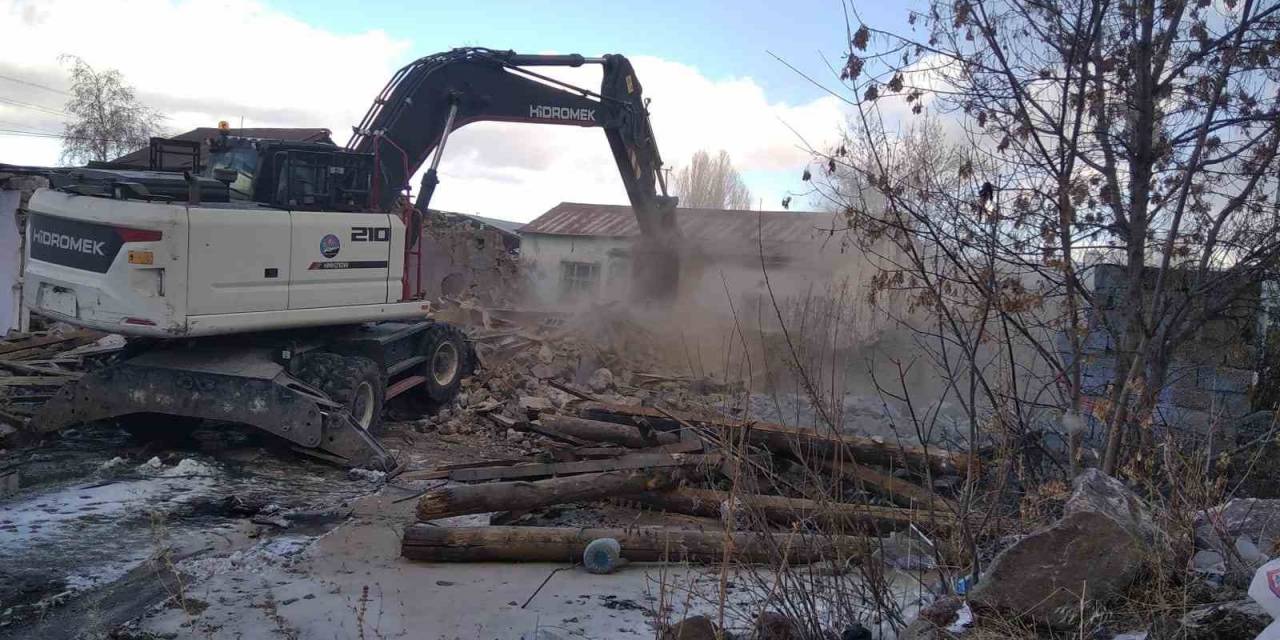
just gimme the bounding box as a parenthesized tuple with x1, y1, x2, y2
(560, 261, 600, 298)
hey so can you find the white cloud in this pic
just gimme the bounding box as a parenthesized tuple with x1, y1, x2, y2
(0, 0, 844, 221)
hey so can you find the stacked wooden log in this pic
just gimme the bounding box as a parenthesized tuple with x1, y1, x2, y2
(402, 398, 977, 565)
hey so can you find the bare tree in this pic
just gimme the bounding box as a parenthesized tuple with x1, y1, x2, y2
(805, 0, 1280, 477)
(672, 149, 753, 210)
(59, 55, 164, 165)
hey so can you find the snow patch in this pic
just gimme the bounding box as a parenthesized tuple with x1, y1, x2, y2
(160, 458, 217, 477)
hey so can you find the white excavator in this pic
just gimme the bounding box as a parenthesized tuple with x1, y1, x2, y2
(20, 48, 679, 469)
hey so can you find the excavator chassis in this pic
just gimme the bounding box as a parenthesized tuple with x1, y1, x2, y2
(34, 346, 396, 470)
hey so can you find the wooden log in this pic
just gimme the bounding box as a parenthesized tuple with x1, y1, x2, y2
(416, 470, 671, 521)
(578, 402, 970, 475)
(448, 452, 720, 482)
(523, 420, 593, 446)
(401, 525, 873, 564)
(539, 415, 678, 448)
(813, 457, 958, 512)
(571, 439, 704, 458)
(628, 488, 960, 533)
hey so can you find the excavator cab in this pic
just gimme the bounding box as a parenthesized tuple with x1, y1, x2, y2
(205, 133, 376, 212)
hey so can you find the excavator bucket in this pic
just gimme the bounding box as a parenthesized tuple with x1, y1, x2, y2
(34, 346, 396, 471)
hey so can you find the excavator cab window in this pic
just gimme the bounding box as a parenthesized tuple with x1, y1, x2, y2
(255, 145, 375, 212)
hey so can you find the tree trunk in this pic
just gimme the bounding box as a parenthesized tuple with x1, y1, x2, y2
(401, 525, 873, 564)
(416, 470, 671, 521)
(812, 456, 957, 511)
(538, 415, 678, 448)
(629, 487, 967, 533)
(578, 402, 970, 475)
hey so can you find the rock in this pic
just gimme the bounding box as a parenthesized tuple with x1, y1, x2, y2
(662, 615, 719, 640)
(531, 363, 558, 380)
(754, 611, 799, 639)
(1197, 498, 1280, 557)
(1150, 599, 1271, 640)
(587, 367, 614, 393)
(969, 470, 1153, 627)
(838, 623, 871, 640)
(538, 344, 555, 365)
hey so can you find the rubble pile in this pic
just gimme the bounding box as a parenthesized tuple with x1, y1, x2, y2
(395, 303, 974, 580)
(0, 327, 122, 450)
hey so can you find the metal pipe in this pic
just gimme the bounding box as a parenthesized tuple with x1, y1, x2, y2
(505, 53, 604, 67)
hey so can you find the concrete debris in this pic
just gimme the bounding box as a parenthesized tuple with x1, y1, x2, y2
(160, 458, 217, 477)
(970, 470, 1153, 627)
(347, 467, 387, 483)
(587, 367, 614, 392)
(136, 456, 164, 472)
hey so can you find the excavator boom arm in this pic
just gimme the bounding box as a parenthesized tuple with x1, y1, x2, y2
(347, 48, 679, 296)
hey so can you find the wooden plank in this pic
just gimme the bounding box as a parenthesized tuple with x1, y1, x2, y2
(386, 375, 427, 400)
(629, 488, 963, 533)
(416, 470, 672, 521)
(0, 373, 75, 384)
(401, 525, 874, 564)
(0, 331, 97, 358)
(0, 360, 84, 378)
(397, 458, 529, 481)
(578, 402, 971, 475)
(448, 452, 720, 482)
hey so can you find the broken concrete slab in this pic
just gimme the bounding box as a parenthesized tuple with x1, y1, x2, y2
(969, 470, 1153, 627)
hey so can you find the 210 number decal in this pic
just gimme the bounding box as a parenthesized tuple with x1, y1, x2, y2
(350, 227, 391, 242)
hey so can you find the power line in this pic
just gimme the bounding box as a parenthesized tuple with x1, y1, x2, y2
(0, 119, 63, 135)
(0, 95, 70, 118)
(0, 73, 70, 96)
(0, 128, 135, 144)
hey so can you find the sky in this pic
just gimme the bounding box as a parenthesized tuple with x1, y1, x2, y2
(0, 0, 910, 222)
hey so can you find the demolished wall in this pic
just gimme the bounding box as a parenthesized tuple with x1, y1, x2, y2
(0, 172, 49, 335)
(409, 210, 523, 305)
